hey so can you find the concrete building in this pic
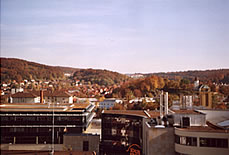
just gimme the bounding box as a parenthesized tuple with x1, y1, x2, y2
(100, 93, 229, 155)
(175, 127, 229, 155)
(0, 102, 98, 153)
(100, 110, 160, 155)
(64, 133, 100, 153)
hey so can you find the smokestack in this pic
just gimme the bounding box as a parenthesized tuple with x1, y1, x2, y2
(182, 96, 187, 110)
(40, 90, 44, 103)
(164, 92, 168, 115)
(160, 91, 163, 118)
(180, 94, 185, 109)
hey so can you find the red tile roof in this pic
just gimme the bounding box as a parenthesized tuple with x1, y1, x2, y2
(11, 92, 38, 98)
(12, 91, 72, 98)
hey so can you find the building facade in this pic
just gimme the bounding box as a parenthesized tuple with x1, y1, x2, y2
(99, 98, 122, 109)
(198, 85, 213, 108)
(0, 103, 95, 145)
(175, 127, 229, 155)
(100, 109, 229, 155)
(43, 91, 73, 104)
(100, 110, 160, 155)
(11, 92, 40, 103)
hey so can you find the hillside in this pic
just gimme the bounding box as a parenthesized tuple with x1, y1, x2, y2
(149, 69, 229, 84)
(1, 58, 71, 82)
(73, 69, 129, 86)
(0, 58, 129, 86)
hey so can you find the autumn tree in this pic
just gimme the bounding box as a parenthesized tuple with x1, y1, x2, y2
(112, 103, 125, 110)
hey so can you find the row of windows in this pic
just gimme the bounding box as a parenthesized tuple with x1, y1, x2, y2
(200, 137, 228, 148)
(175, 135, 197, 146)
(1, 136, 62, 144)
(4, 127, 64, 133)
(175, 135, 228, 148)
(1, 116, 81, 122)
(47, 97, 68, 100)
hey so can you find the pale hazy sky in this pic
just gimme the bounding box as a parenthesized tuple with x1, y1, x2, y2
(1, 0, 229, 73)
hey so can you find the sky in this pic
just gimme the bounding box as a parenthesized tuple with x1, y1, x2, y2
(1, 0, 229, 73)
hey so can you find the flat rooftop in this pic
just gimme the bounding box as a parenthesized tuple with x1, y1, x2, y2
(173, 110, 204, 115)
(0, 150, 93, 155)
(103, 110, 160, 118)
(0, 103, 91, 112)
(103, 110, 203, 118)
(176, 126, 228, 133)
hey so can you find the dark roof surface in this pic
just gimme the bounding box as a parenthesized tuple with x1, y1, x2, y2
(176, 126, 228, 133)
(0, 150, 94, 155)
(173, 110, 204, 115)
(103, 110, 160, 118)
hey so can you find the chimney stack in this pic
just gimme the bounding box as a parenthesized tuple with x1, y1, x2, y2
(164, 92, 168, 115)
(160, 91, 169, 117)
(40, 90, 44, 103)
(160, 91, 164, 118)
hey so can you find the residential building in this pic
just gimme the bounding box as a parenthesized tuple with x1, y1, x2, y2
(11, 87, 24, 94)
(43, 91, 73, 104)
(99, 98, 122, 109)
(129, 97, 155, 104)
(11, 92, 40, 103)
(11, 90, 74, 104)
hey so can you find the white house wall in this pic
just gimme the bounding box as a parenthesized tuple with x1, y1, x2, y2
(173, 114, 206, 126)
(12, 97, 38, 103)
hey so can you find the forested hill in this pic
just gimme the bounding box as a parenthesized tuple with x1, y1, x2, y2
(0, 57, 77, 82)
(150, 69, 229, 84)
(72, 69, 129, 86)
(0, 57, 129, 86)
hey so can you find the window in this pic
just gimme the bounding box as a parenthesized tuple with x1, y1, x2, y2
(175, 135, 197, 146)
(112, 128, 117, 135)
(1, 117, 8, 121)
(182, 117, 190, 127)
(16, 128, 25, 132)
(83, 141, 89, 151)
(200, 138, 228, 148)
(206, 94, 209, 106)
(180, 137, 186, 145)
(175, 135, 180, 144)
(186, 137, 197, 146)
